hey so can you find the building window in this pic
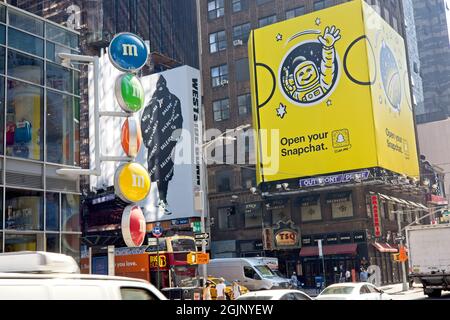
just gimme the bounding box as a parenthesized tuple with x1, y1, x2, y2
(244, 207, 262, 229)
(286, 6, 305, 20)
(241, 167, 256, 189)
(46, 234, 60, 253)
(216, 170, 232, 192)
(211, 64, 228, 88)
(213, 98, 230, 122)
(6, 80, 44, 161)
(233, 23, 251, 42)
(218, 206, 237, 230)
(324, 0, 335, 8)
(209, 30, 227, 53)
(258, 15, 277, 28)
(5, 189, 44, 231)
(327, 192, 353, 219)
(5, 233, 45, 252)
(8, 27, 44, 57)
(235, 58, 249, 82)
(300, 196, 322, 222)
(238, 93, 251, 115)
(314, 0, 325, 10)
(208, 0, 224, 20)
(62, 194, 80, 232)
(8, 49, 44, 85)
(46, 193, 59, 231)
(62, 233, 80, 264)
(47, 91, 80, 166)
(232, 0, 248, 12)
(256, 0, 272, 5)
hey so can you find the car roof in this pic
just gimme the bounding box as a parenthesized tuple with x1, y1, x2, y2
(240, 289, 310, 298)
(0, 272, 149, 284)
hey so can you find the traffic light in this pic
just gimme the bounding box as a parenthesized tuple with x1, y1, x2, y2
(398, 245, 408, 262)
(392, 253, 400, 262)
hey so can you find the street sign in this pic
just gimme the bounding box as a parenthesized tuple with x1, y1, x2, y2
(195, 240, 209, 247)
(152, 225, 163, 238)
(108, 32, 149, 72)
(191, 221, 202, 233)
(187, 252, 210, 265)
(121, 117, 142, 157)
(121, 205, 146, 247)
(114, 162, 151, 203)
(194, 233, 209, 240)
(115, 74, 145, 113)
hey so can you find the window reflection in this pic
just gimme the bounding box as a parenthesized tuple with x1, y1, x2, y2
(47, 91, 79, 165)
(8, 28, 44, 57)
(46, 63, 74, 93)
(8, 49, 44, 85)
(62, 233, 80, 264)
(9, 9, 44, 36)
(7, 80, 43, 161)
(5, 189, 44, 231)
(46, 23, 78, 49)
(62, 194, 80, 232)
(5, 234, 45, 252)
(46, 193, 59, 231)
(46, 233, 60, 253)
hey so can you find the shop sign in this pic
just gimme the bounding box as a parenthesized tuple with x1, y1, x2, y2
(273, 220, 301, 249)
(121, 205, 146, 247)
(275, 230, 298, 246)
(115, 74, 145, 113)
(255, 241, 263, 250)
(302, 236, 312, 246)
(371, 195, 382, 238)
(171, 218, 190, 226)
(121, 117, 142, 157)
(326, 234, 339, 245)
(114, 162, 151, 203)
(243, 202, 262, 214)
(299, 170, 370, 188)
(109, 32, 149, 72)
(149, 254, 168, 269)
(266, 199, 287, 211)
(353, 231, 366, 242)
(339, 233, 352, 243)
(427, 194, 448, 205)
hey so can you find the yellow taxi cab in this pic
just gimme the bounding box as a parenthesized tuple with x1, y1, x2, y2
(207, 277, 249, 300)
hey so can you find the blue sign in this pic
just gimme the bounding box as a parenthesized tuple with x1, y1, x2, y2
(171, 218, 189, 226)
(109, 32, 149, 72)
(152, 225, 163, 238)
(299, 170, 370, 188)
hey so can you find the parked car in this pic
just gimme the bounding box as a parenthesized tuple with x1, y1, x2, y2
(236, 289, 313, 300)
(0, 251, 167, 300)
(315, 283, 392, 300)
(207, 276, 249, 300)
(207, 258, 290, 290)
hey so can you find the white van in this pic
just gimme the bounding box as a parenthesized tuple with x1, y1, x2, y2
(207, 258, 290, 291)
(0, 251, 167, 300)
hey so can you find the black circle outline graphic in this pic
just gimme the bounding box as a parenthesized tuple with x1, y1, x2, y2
(344, 35, 377, 86)
(256, 63, 276, 109)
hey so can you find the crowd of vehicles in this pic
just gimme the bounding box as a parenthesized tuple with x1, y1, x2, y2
(406, 224, 450, 298)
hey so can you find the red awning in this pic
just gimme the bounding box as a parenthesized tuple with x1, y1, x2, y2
(372, 242, 398, 253)
(299, 243, 358, 257)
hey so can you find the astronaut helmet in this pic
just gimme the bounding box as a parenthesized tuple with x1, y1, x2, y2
(294, 60, 319, 89)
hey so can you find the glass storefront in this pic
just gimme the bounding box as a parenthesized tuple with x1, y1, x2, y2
(0, 3, 81, 264)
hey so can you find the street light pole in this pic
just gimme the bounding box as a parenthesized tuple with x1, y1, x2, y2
(396, 211, 409, 292)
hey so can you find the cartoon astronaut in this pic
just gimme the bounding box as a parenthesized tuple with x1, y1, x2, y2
(283, 26, 341, 103)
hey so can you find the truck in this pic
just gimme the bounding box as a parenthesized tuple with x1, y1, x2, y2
(406, 224, 450, 298)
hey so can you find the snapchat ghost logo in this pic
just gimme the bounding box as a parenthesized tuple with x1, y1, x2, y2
(333, 129, 350, 149)
(281, 26, 342, 106)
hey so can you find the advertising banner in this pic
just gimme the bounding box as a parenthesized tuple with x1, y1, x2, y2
(90, 55, 205, 223)
(249, 0, 419, 185)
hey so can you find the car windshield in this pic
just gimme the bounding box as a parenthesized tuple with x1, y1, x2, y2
(321, 286, 355, 295)
(238, 296, 273, 300)
(255, 265, 275, 278)
(173, 266, 199, 287)
(171, 238, 196, 252)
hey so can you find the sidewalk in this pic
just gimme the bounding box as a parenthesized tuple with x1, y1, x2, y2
(380, 283, 423, 295)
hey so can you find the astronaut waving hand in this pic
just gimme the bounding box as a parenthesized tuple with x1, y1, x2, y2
(283, 25, 341, 103)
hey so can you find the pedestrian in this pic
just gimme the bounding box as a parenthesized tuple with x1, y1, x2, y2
(290, 272, 298, 289)
(345, 269, 351, 282)
(215, 279, 226, 300)
(203, 282, 212, 300)
(232, 280, 242, 300)
(339, 264, 345, 283)
(359, 266, 368, 282)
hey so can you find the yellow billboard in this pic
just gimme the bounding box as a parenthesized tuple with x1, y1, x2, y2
(249, 0, 419, 186)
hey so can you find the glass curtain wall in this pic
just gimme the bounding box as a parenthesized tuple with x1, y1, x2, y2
(0, 3, 81, 264)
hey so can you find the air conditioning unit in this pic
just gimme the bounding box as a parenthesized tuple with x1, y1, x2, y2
(220, 79, 229, 86)
(233, 39, 243, 46)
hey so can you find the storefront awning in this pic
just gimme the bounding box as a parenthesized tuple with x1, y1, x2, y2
(299, 243, 358, 257)
(378, 194, 393, 201)
(372, 242, 398, 253)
